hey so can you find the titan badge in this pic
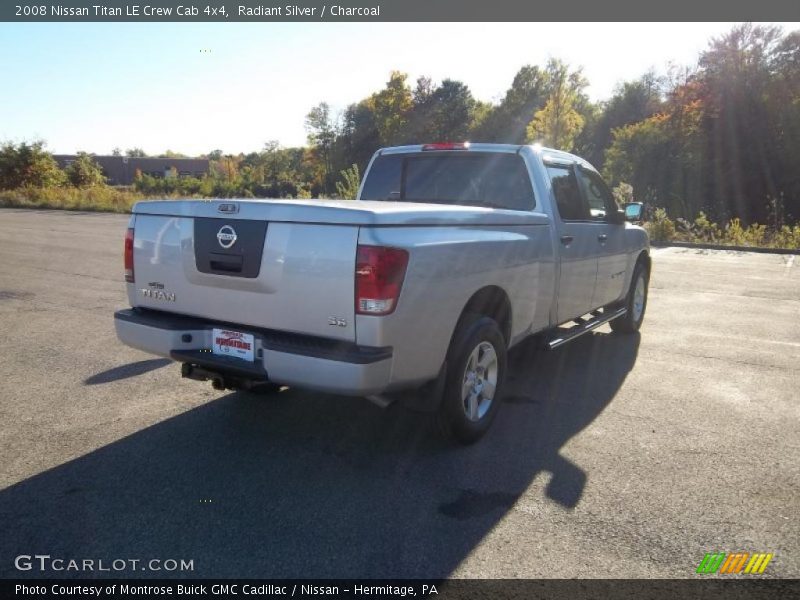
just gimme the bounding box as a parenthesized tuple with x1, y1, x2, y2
(140, 282, 176, 302)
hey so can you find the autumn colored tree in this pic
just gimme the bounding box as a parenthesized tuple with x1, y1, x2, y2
(604, 24, 800, 224)
(526, 60, 588, 150)
(0, 141, 65, 188)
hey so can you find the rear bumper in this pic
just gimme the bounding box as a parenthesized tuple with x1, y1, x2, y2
(114, 308, 394, 395)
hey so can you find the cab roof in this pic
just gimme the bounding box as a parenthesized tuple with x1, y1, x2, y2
(376, 143, 595, 170)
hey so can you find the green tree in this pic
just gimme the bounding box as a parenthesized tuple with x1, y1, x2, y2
(430, 79, 476, 141)
(696, 23, 795, 224)
(0, 140, 65, 188)
(238, 141, 312, 198)
(338, 99, 381, 175)
(528, 97, 584, 150)
(581, 71, 663, 167)
(66, 152, 105, 187)
(125, 148, 147, 157)
(335, 164, 360, 200)
(604, 115, 671, 208)
(603, 95, 704, 219)
(305, 102, 338, 194)
(413, 76, 434, 106)
(473, 65, 549, 143)
(371, 71, 413, 146)
(410, 79, 476, 142)
(526, 60, 588, 150)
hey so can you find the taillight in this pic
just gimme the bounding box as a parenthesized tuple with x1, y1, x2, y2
(124, 227, 135, 283)
(355, 245, 409, 315)
(421, 142, 471, 151)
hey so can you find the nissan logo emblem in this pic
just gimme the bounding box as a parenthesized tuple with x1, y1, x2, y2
(217, 225, 237, 249)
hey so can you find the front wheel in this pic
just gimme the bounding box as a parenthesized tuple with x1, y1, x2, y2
(438, 315, 507, 444)
(609, 262, 649, 333)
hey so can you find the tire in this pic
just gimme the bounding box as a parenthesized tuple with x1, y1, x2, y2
(437, 314, 507, 444)
(609, 261, 649, 334)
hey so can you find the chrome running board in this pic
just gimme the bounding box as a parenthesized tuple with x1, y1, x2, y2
(547, 307, 627, 350)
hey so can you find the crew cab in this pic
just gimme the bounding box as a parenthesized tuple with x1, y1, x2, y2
(114, 143, 650, 443)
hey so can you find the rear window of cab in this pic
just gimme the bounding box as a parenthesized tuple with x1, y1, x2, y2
(361, 152, 536, 211)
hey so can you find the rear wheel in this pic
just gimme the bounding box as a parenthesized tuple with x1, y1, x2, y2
(609, 262, 649, 333)
(438, 314, 507, 444)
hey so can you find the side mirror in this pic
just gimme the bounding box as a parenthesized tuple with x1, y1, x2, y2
(607, 209, 625, 224)
(624, 202, 643, 222)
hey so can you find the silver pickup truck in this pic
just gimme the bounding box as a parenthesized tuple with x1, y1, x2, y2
(114, 143, 650, 443)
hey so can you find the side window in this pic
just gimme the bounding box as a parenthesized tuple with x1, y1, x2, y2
(546, 165, 586, 221)
(578, 168, 617, 220)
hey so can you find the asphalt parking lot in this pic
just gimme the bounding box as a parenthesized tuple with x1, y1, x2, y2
(0, 208, 797, 579)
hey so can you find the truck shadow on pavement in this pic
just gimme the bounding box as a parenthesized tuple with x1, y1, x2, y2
(0, 331, 639, 579)
(84, 358, 172, 385)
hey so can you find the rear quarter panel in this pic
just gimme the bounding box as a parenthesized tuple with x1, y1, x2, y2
(357, 220, 555, 387)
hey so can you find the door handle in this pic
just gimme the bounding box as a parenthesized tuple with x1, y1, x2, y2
(209, 252, 243, 273)
(560, 235, 574, 245)
(597, 234, 608, 243)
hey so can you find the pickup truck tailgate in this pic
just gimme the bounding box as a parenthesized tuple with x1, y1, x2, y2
(129, 211, 358, 342)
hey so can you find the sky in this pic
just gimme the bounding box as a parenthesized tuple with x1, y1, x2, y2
(1, 22, 797, 156)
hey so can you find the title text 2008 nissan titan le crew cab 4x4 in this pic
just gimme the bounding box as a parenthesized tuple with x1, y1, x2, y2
(115, 143, 650, 443)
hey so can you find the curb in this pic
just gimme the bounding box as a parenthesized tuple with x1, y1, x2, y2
(650, 241, 799, 256)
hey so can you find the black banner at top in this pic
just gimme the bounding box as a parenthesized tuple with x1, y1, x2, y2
(2, 0, 799, 22)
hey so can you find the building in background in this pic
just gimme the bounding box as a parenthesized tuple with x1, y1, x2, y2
(53, 155, 210, 185)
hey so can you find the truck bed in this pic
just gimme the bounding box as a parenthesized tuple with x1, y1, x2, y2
(133, 198, 548, 226)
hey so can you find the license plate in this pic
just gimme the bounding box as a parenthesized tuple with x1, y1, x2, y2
(212, 329, 255, 362)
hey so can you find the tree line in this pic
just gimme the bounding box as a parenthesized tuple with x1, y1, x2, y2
(1, 24, 798, 227)
(302, 23, 799, 226)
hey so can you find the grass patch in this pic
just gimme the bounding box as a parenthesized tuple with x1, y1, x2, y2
(0, 186, 149, 213)
(644, 210, 800, 250)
